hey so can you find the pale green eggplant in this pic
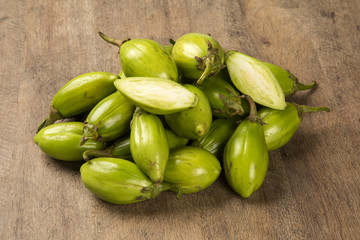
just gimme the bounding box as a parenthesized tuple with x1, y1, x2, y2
(81, 92, 135, 145)
(171, 33, 225, 85)
(192, 117, 239, 159)
(164, 146, 221, 194)
(99, 32, 179, 82)
(199, 75, 249, 118)
(165, 84, 212, 140)
(83, 129, 188, 161)
(37, 72, 119, 132)
(34, 122, 104, 161)
(226, 51, 286, 110)
(223, 96, 269, 198)
(130, 108, 169, 183)
(80, 158, 180, 204)
(258, 102, 330, 151)
(262, 62, 317, 97)
(114, 77, 198, 115)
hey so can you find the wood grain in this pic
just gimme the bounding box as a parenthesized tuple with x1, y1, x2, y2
(0, 0, 359, 239)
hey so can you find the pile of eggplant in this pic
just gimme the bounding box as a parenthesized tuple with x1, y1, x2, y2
(34, 32, 329, 204)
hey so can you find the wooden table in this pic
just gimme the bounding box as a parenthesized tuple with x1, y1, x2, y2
(1, 0, 359, 239)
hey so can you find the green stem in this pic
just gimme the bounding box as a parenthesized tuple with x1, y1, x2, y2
(218, 93, 244, 117)
(98, 32, 123, 48)
(197, 55, 216, 85)
(292, 102, 330, 119)
(243, 95, 261, 123)
(294, 81, 317, 92)
(36, 106, 64, 133)
(82, 148, 113, 161)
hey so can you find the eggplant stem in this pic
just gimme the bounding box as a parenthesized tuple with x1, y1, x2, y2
(295, 81, 317, 92)
(82, 148, 113, 161)
(98, 32, 123, 48)
(36, 106, 64, 133)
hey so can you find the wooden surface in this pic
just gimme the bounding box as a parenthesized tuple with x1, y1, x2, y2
(1, 0, 359, 239)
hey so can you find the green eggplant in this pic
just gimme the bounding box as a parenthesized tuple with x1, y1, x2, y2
(171, 33, 225, 85)
(37, 72, 119, 132)
(130, 108, 169, 183)
(165, 84, 212, 140)
(164, 146, 221, 194)
(199, 75, 249, 118)
(80, 158, 180, 204)
(80, 91, 135, 145)
(192, 117, 239, 159)
(223, 95, 269, 198)
(258, 102, 330, 151)
(99, 32, 179, 82)
(83, 129, 188, 161)
(262, 62, 317, 97)
(114, 77, 198, 115)
(34, 122, 104, 161)
(226, 51, 286, 110)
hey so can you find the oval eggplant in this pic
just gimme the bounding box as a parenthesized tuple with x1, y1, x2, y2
(130, 108, 169, 183)
(164, 146, 221, 194)
(99, 32, 179, 82)
(34, 122, 104, 161)
(37, 72, 119, 132)
(165, 84, 212, 140)
(80, 158, 179, 204)
(114, 77, 198, 115)
(262, 62, 317, 97)
(258, 102, 330, 151)
(172, 33, 225, 85)
(192, 117, 239, 159)
(223, 96, 269, 198)
(81, 91, 135, 145)
(226, 51, 286, 110)
(199, 75, 249, 118)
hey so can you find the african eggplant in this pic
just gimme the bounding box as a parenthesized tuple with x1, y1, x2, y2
(263, 62, 317, 97)
(223, 96, 269, 198)
(99, 32, 179, 82)
(164, 146, 221, 194)
(164, 84, 212, 140)
(80, 91, 135, 145)
(171, 33, 225, 85)
(34, 122, 104, 161)
(258, 102, 330, 151)
(37, 72, 119, 132)
(130, 108, 169, 183)
(114, 77, 198, 115)
(80, 158, 180, 204)
(226, 51, 286, 110)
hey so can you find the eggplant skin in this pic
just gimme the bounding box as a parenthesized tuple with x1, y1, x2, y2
(33, 122, 104, 161)
(164, 146, 221, 194)
(80, 158, 155, 204)
(52, 72, 119, 117)
(120, 39, 179, 82)
(223, 120, 269, 198)
(258, 103, 301, 151)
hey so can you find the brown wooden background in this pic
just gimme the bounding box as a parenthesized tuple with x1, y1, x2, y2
(1, 0, 359, 239)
